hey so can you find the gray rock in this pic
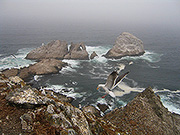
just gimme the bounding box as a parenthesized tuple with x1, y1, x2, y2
(26, 40, 89, 60)
(28, 59, 67, 75)
(104, 32, 145, 59)
(26, 40, 68, 60)
(64, 42, 89, 60)
(90, 51, 98, 59)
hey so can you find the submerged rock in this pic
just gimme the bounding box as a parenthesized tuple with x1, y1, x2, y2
(104, 32, 145, 59)
(104, 87, 180, 134)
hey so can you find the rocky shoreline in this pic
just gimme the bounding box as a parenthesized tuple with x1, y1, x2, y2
(0, 73, 180, 135)
(1, 32, 179, 134)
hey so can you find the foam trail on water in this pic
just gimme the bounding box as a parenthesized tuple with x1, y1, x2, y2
(45, 84, 85, 99)
(121, 50, 163, 63)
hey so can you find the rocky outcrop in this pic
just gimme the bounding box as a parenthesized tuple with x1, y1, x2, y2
(64, 42, 89, 60)
(26, 40, 89, 60)
(28, 59, 67, 75)
(104, 87, 180, 134)
(26, 40, 69, 60)
(104, 32, 145, 59)
(2, 59, 67, 80)
(0, 73, 124, 134)
(90, 51, 98, 59)
(1, 73, 180, 135)
(6, 85, 73, 108)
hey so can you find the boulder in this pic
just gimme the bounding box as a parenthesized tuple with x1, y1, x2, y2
(104, 32, 145, 59)
(64, 42, 89, 60)
(26, 40, 69, 60)
(28, 59, 67, 75)
(104, 87, 180, 134)
(90, 51, 98, 59)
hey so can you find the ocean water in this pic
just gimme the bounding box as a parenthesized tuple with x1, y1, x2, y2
(0, 24, 180, 114)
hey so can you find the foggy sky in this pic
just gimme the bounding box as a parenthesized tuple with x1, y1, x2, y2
(1, 0, 180, 28)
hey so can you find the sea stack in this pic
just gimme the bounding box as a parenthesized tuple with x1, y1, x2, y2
(104, 32, 145, 59)
(26, 40, 68, 60)
(25, 40, 89, 60)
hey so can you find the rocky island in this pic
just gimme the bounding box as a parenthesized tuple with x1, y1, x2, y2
(26, 40, 89, 60)
(104, 32, 145, 59)
(0, 73, 180, 135)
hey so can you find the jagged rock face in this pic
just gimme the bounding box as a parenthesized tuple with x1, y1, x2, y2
(5, 86, 73, 108)
(90, 51, 98, 59)
(64, 42, 89, 60)
(20, 102, 92, 134)
(26, 40, 69, 60)
(26, 40, 89, 60)
(0, 74, 25, 91)
(104, 87, 180, 134)
(104, 32, 145, 59)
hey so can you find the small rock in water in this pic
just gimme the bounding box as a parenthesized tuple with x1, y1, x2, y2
(97, 103, 109, 113)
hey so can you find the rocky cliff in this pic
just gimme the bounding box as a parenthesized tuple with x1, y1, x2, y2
(104, 87, 180, 135)
(104, 32, 145, 59)
(0, 73, 179, 135)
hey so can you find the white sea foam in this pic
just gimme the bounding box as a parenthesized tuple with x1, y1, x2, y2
(160, 95, 180, 114)
(0, 48, 36, 70)
(121, 50, 163, 63)
(86, 46, 111, 63)
(34, 75, 43, 81)
(45, 84, 85, 99)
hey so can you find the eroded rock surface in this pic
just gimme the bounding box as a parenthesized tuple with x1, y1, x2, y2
(26, 40, 68, 60)
(104, 32, 145, 59)
(26, 40, 89, 60)
(64, 42, 89, 60)
(104, 87, 180, 134)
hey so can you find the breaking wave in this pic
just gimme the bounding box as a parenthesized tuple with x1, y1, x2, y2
(0, 48, 36, 70)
